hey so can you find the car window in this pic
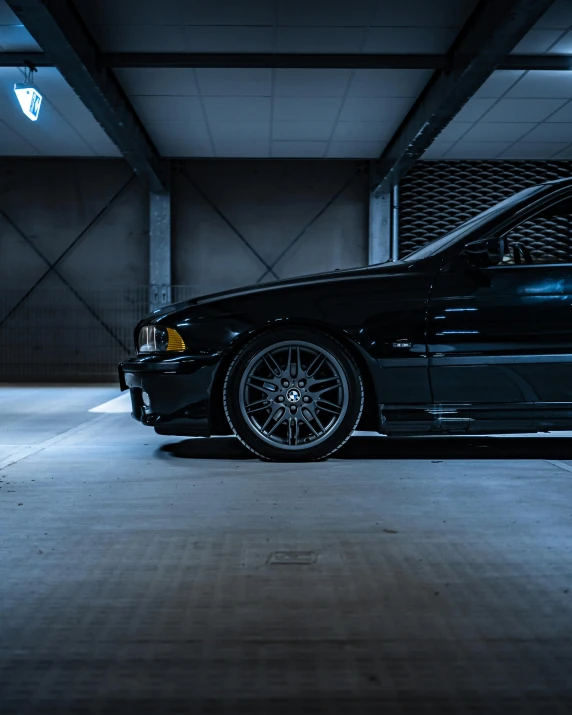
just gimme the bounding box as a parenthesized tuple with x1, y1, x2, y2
(500, 196, 572, 265)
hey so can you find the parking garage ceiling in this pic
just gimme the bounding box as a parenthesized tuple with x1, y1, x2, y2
(0, 0, 572, 164)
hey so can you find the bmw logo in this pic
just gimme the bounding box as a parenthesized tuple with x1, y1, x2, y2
(286, 388, 301, 403)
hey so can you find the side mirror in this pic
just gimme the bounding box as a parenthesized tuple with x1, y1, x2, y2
(464, 237, 505, 268)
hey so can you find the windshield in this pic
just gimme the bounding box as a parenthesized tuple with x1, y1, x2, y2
(405, 185, 545, 261)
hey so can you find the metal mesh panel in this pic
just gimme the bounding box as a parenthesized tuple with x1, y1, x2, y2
(0, 285, 223, 382)
(399, 161, 572, 260)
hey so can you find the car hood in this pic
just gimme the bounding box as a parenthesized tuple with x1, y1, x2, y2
(151, 261, 411, 320)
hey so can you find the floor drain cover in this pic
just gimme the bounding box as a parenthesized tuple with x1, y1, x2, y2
(268, 550, 317, 565)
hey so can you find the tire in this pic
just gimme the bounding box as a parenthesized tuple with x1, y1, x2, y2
(223, 328, 364, 462)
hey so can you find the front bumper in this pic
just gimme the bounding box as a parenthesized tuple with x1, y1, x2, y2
(119, 354, 220, 436)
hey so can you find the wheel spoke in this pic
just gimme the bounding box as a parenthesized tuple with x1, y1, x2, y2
(306, 354, 325, 378)
(306, 404, 326, 433)
(246, 376, 279, 394)
(310, 376, 342, 396)
(286, 346, 293, 376)
(261, 406, 285, 432)
(287, 418, 300, 446)
(316, 398, 342, 415)
(245, 399, 270, 414)
(301, 408, 322, 437)
(266, 412, 286, 436)
(263, 353, 282, 377)
(286, 346, 301, 379)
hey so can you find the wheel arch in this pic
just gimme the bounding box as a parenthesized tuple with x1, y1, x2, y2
(208, 319, 381, 435)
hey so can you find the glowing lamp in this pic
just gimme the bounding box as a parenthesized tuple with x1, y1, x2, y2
(14, 82, 42, 121)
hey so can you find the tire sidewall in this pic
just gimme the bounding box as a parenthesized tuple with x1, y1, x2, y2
(224, 328, 363, 461)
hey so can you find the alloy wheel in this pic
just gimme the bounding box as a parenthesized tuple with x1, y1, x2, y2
(238, 340, 349, 450)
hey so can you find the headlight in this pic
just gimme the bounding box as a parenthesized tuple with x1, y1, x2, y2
(138, 325, 186, 353)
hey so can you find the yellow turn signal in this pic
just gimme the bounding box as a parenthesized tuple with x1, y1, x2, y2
(166, 327, 186, 351)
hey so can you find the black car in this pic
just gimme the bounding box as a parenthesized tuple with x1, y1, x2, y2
(120, 177, 572, 461)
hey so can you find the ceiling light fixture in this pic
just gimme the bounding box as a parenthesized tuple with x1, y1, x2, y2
(14, 64, 42, 122)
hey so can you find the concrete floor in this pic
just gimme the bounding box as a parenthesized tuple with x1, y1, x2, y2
(2, 387, 572, 715)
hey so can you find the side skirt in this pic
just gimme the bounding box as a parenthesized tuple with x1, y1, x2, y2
(379, 402, 546, 436)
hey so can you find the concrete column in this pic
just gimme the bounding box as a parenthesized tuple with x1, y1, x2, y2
(391, 184, 399, 262)
(149, 189, 171, 312)
(368, 190, 391, 265)
(368, 161, 399, 265)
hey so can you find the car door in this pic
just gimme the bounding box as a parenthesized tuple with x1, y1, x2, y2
(427, 251, 572, 433)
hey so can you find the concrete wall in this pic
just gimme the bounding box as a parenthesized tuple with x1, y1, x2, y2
(0, 159, 148, 292)
(0, 158, 368, 380)
(173, 160, 368, 290)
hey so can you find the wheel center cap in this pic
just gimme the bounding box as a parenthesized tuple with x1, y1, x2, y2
(286, 388, 301, 403)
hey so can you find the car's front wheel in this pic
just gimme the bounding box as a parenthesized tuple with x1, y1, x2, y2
(223, 328, 364, 461)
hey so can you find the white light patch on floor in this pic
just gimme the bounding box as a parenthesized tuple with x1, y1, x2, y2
(89, 393, 131, 413)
